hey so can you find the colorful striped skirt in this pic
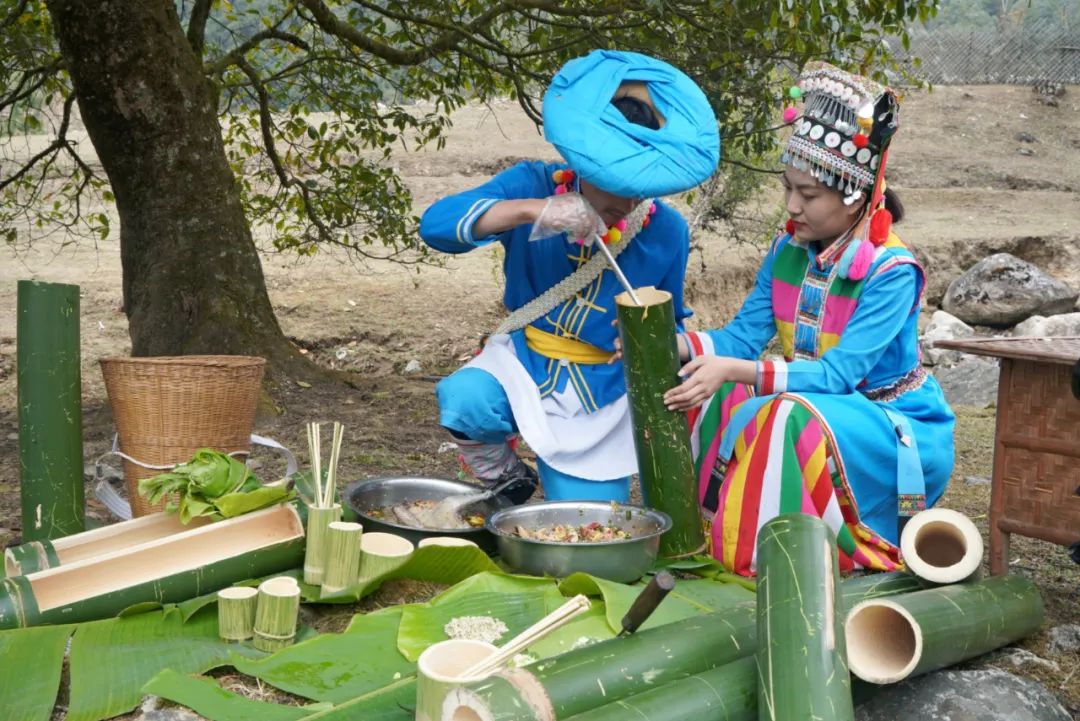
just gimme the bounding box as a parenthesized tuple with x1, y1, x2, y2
(690, 382, 902, 577)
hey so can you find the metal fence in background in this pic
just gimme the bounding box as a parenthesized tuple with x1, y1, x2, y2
(892, 20, 1080, 85)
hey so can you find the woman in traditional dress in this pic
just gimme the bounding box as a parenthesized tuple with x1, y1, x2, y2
(419, 50, 720, 503)
(664, 61, 955, 576)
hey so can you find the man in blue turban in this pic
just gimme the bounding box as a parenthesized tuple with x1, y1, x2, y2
(419, 49, 720, 504)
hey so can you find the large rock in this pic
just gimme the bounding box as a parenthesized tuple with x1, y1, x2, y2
(1012, 312, 1080, 338)
(1047, 624, 1080, 654)
(856, 668, 1072, 721)
(933, 356, 1000, 407)
(942, 254, 1078, 327)
(921, 310, 975, 366)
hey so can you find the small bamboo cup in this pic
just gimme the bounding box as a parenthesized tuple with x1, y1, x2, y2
(303, 503, 342, 585)
(253, 576, 301, 652)
(321, 521, 363, 593)
(418, 537, 478, 549)
(415, 639, 497, 721)
(358, 532, 415, 581)
(217, 586, 258, 641)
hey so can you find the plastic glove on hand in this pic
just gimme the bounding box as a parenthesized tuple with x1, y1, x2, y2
(527, 192, 606, 243)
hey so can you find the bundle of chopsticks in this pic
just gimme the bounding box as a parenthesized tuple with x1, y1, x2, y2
(460, 594, 591, 678)
(306, 421, 345, 507)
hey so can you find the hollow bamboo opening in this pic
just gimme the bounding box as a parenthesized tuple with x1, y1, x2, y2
(451, 708, 485, 721)
(900, 508, 983, 583)
(615, 286, 669, 308)
(845, 600, 921, 683)
(29, 504, 303, 610)
(419, 639, 496, 682)
(913, 521, 966, 568)
(361, 532, 414, 557)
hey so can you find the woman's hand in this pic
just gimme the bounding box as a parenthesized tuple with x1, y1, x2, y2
(663, 356, 757, 411)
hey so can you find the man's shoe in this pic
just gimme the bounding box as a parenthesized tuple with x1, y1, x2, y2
(489, 460, 539, 506)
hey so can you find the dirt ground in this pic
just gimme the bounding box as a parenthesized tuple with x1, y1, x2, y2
(1, 83, 1078, 716)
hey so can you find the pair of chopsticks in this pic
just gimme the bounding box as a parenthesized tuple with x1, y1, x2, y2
(306, 421, 345, 507)
(460, 595, 591, 678)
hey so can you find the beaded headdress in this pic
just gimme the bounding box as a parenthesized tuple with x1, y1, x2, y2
(780, 61, 901, 280)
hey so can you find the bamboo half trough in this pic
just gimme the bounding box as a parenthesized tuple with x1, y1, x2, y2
(4, 512, 211, 577)
(615, 286, 705, 557)
(0, 503, 305, 629)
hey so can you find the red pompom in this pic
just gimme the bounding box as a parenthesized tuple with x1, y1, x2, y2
(563, 169, 575, 183)
(869, 208, 893, 245)
(785, 219, 797, 235)
(853, 133, 869, 149)
(642, 217, 651, 228)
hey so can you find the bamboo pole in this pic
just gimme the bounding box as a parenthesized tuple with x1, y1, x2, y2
(303, 503, 342, 585)
(615, 286, 705, 558)
(253, 577, 301, 653)
(756, 514, 853, 721)
(417, 639, 498, 721)
(560, 657, 757, 721)
(899, 508, 983, 584)
(321, 521, 362, 593)
(0, 504, 305, 629)
(845, 575, 1044, 684)
(442, 573, 927, 721)
(17, 280, 85, 541)
(217, 586, 258, 641)
(358, 532, 414, 581)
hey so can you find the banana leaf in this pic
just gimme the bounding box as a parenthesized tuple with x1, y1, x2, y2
(0, 623, 75, 721)
(66, 605, 264, 721)
(143, 669, 332, 721)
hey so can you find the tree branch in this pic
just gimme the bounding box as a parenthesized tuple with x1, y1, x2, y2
(185, 0, 213, 57)
(207, 28, 312, 76)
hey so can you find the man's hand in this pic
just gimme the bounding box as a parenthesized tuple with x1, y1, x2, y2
(528, 192, 606, 243)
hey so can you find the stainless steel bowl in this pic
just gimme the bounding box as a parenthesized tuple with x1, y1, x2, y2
(344, 477, 512, 553)
(487, 501, 672, 583)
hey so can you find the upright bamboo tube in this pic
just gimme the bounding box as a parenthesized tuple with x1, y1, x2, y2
(17, 280, 85, 541)
(615, 286, 705, 558)
(321, 521, 362, 593)
(845, 575, 1044, 684)
(358, 532, 414, 581)
(217, 586, 258, 641)
(253, 577, 301, 653)
(303, 503, 342, 585)
(756, 514, 853, 721)
(899, 508, 983, 584)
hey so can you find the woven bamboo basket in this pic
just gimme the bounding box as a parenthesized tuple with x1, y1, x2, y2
(99, 355, 266, 517)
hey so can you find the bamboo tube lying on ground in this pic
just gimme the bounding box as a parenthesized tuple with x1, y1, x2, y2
(559, 657, 757, 721)
(253, 576, 301, 652)
(0, 504, 305, 629)
(899, 508, 983, 584)
(4, 513, 211, 577)
(757, 514, 853, 721)
(615, 286, 705, 558)
(441, 573, 927, 721)
(17, 279, 85, 541)
(303, 503, 342, 585)
(358, 532, 414, 581)
(845, 575, 1043, 684)
(218, 586, 258, 641)
(321, 521, 362, 593)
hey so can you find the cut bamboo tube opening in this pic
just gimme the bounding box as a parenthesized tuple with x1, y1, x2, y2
(218, 586, 258, 641)
(845, 599, 922, 683)
(358, 532, 414, 580)
(303, 503, 342, 585)
(321, 521, 363, 593)
(418, 537, 478, 549)
(253, 576, 301, 653)
(416, 639, 498, 721)
(900, 508, 983, 584)
(4, 513, 210, 576)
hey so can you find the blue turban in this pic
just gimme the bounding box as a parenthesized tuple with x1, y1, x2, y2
(543, 49, 720, 199)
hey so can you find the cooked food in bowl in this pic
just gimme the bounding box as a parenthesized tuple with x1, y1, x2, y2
(514, 521, 632, 543)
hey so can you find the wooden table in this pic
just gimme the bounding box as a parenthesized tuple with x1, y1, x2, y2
(933, 336, 1080, 575)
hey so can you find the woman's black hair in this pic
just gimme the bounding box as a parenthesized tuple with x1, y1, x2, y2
(611, 95, 661, 130)
(883, 187, 904, 223)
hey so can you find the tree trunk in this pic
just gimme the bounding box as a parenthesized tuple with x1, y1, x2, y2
(44, 0, 305, 377)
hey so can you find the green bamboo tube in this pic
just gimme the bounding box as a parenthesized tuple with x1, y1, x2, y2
(357, 532, 414, 581)
(217, 586, 258, 641)
(253, 576, 301, 652)
(0, 504, 305, 629)
(615, 286, 705, 558)
(756, 514, 853, 721)
(303, 503, 342, 585)
(846, 575, 1044, 684)
(417, 639, 497, 721)
(17, 280, 85, 541)
(560, 657, 757, 721)
(3, 540, 59, 577)
(445, 573, 926, 721)
(321, 521, 362, 594)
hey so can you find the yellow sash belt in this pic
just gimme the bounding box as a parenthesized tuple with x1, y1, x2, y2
(524, 326, 611, 365)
